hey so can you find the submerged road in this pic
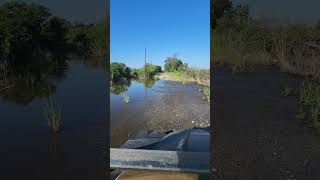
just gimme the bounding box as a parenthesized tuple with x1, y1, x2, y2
(213, 66, 320, 179)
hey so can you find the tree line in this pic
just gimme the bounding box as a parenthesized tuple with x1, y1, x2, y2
(110, 55, 191, 82)
(0, 1, 107, 68)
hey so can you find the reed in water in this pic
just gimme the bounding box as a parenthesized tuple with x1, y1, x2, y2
(123, 91, 130, 104)
(42, 88, 61, 133)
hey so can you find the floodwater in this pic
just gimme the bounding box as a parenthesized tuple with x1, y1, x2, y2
(0, 61, 107, 180)
(110, 79, 210, 148)
(213, 65, 320, 179)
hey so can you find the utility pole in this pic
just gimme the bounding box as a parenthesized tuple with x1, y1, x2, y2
(144, 48, 147, 79)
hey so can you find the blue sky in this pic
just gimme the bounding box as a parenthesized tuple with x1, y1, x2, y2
(110, 0, 210, 69)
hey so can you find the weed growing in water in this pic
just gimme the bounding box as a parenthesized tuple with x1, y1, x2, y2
(299, 80, 320, 128)
(42, 88, 61, 133)
(231, 56, 251, 74)
(311, 96, 320, 129)
(203, 86, 210, 103)
(283, 87, 296, 96)
(123, 92, 129, 104)
(0, 60, 12, 89)
(299, 81, 320, 106)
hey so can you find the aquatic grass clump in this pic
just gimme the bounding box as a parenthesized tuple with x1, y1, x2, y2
(123, 92, 129, 104)
(311, 97, 320, 129)
(42, 89, 61, 133)
(298, 80, 320, 129)
(283, 87, 296, 97)
(0, 60, 12, 90)
(203, 86, 210, 103)
(299, 81, 320, 106)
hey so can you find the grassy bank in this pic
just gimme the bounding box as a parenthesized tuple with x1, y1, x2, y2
(157, 69, 210, 86)
(212, 3, 320, 130)
(212, 4, 320, 79)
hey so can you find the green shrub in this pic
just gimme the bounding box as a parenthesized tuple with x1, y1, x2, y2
(110, 62, 131, 82)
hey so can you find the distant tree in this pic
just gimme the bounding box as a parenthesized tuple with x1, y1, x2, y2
(178, 63, 188, 71)
(141, 63, 160, 78)
(164, 55, 183, 72)
(130, 68, 139, 78)
(155, 65, 162, 73)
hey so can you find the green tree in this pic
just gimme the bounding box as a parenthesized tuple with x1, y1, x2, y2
(142, 63, 158, 78)
(0, 2, 51, 63)
(155, 65, 162, 73)
(164, 55, 183, 72)
(110, 62, 131, 82)
(130, 68, 139, 78)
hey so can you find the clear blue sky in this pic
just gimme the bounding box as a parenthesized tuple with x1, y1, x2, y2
(110, 0, 210, 69)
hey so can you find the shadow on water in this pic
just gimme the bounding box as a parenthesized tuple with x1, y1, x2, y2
(48, 133, 65, 179)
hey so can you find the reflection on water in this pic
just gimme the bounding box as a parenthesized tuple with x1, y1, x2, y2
(110, 78, 157, 95)
(48, 134, 65, 180)
(0, 60, 68, 105)
(111, 79, 210, 148)
(110, 78, 158, 147)
(110, 80, 132, 95)
(0, 58, 107, 180)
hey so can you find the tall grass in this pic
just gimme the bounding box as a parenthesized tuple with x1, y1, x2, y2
(203, 86, 210, 103)
(214, 18, 320, 78)
(0, 60, 11, 89)
(158, 68, 210, 86)
(42, 88, 61, 133)
(299, 80, 320, 129)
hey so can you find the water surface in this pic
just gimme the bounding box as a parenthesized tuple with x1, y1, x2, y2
(110, 79, 210, 148)
(0, 61, 107, 180)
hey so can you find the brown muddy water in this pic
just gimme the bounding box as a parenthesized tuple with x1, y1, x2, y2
(110, 80, 210, 148)
(213, 65, 320, 179)
(0, 61, 107, 180)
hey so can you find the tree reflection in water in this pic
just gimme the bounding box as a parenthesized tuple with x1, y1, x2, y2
(0, 59, 68, 105)
(48, 133, 65, 179)
(110, 78, 157, 95)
